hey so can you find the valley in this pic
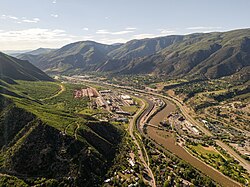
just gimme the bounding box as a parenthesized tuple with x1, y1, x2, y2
(60, 74, 249, 186)
(0, 27, 249, 187)
(18, 29, 250, 81)
(0, 78, 126, 186)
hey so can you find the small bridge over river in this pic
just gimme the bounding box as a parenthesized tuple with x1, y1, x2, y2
(143, 123, 164, 130)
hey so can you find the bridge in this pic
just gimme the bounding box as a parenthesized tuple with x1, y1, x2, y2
(144, 123, 164, 130)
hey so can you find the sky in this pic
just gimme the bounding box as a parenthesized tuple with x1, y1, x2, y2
(0, 0, 250, 51)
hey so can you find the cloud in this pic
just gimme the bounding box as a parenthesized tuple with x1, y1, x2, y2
(0, 28, 66, 41)
(52, 0, 57, 3)
(158, 29, 175, 35)
(96, 29, 176, 44)
(22, 18, 40, 23)
(9, 16, 18, 20)
(96, 30, 109, 34)
(112, 31, 134, 35)
(0, 26, 99, 50)
(132, 30, 176, 40)
(186, 26, 222, 30)
(132, 33, 157, 39)
(126, 27, 137, 30)
(96, 29, 134, 35)
(51, 14, 59, 18)
(0, 28, 93, 50)
(83, 27, 89, 31)
(98, 38, 127, 44)
(1, 15, 18, 20)
(185, 26, 225, 34)
(1, 15, 40, 23)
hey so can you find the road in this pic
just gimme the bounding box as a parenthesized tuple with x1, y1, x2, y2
(146, 99, 241, 187)
(216, 140, 250, 173)
(41, 83, 65, 101)
(115, 82, 250, 180)
(70, 78, 250, 182)
(128, 97, 156, 187)
(74, 123, 80, 140)
(155, 94, 250, 174)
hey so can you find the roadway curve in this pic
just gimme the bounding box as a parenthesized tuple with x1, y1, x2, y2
(41, 83, 65, 101)
(146, 99, 241, 187)
(156, 94, 250, 174)
(128, 97, 156, 187)
(77, 79, 249, 184)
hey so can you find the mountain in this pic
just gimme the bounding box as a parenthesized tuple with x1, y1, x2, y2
(0, 48, 124, 186)
(0, 93, 123, 186)
(0, 77, 123, 186)
(25, 48, 56, 56)
(98, 35, 184, 72)
(19, 41, 122, 74)
(0, 52, 53, 81)
(3, 50, 31, 57)
(118, 29, 250, 79)
(4, 48, 54, 58)
(18, 36, 184, 74)
(18, 29, 250, 79)
(16, 48, 57, 62)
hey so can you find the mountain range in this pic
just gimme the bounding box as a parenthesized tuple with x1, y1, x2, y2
(1, 28, 249, 186)
(0, 52, 53, 82)
(0, 52, 123, 186)
(18, 28, 250, 80)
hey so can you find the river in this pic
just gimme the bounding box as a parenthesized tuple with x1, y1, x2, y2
(147, 99, 240, 187)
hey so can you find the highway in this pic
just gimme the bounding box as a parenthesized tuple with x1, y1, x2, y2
(134, 97, 155, 135)
(126, 84, 250, 175)
(128, 97, 156, 187)
(146, 98, 241, 187)
(154, 94, 250, 174)
(69, 77, 249, 185)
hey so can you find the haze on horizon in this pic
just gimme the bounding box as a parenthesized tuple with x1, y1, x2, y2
(0, 0, 250, 51)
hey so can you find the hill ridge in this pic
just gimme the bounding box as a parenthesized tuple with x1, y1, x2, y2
(0, 52, 53, 81)
(17, 28, 250, 79)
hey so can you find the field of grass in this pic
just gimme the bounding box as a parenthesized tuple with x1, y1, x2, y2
(12, 80, 61, 100)
(0, 175, 28, 187)
(189, 144, 220, 156)
(3, 81, 89, 133)
(187, 144, 249, 184)
(0, 79, 128, 186)
(43, 83, 88, 113)
(121, 105, 138, 114)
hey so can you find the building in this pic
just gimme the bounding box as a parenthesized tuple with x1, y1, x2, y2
(121, 95, 132, 100)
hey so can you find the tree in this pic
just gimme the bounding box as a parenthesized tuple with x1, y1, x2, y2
(163, 180, 170, 187)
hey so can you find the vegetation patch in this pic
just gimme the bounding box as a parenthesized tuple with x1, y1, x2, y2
(187, 143, 250, 184)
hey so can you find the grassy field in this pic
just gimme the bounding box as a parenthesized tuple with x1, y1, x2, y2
(0, 175, 28, 187)
(43, 83, 88, 113)
(121, 105, 138, 114)
(189, 144, 220, 156)
(3, 81, 89, 133)
(13, 80, 61, 100)
(187, 144, 249, 184)
(0, 79, 129, 186)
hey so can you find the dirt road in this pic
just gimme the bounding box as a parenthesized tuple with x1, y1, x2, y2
(41, 83, 65, 101)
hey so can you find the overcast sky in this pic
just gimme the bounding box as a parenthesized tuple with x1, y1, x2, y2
(1, 0, 250, 51)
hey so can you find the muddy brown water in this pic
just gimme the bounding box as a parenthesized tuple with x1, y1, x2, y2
(147, 100, 240, 187)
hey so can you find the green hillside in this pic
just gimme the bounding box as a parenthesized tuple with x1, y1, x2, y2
(18, 28, 250, 80)
(19, 41, 121, 74)
(117, 29, 250, 79)
(0, 52, 53, 81)
(0, 79, 123, 186)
